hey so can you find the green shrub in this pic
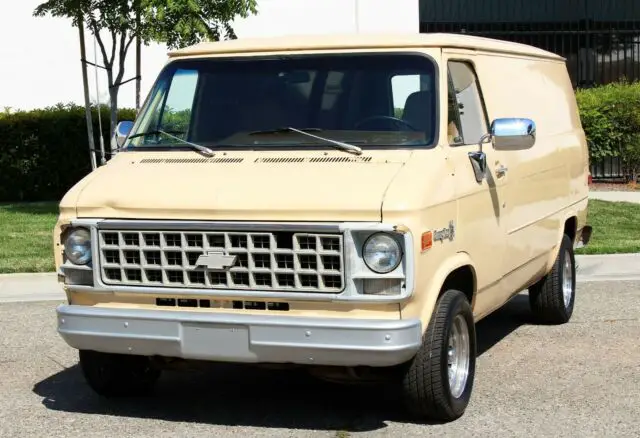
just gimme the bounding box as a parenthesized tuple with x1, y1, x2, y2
(0, 103, 136, 203)
(576, 81, 640, 181)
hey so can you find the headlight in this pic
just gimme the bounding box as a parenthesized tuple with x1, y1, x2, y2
(363, 232, 402, 274)
(64, 228, 92, 265)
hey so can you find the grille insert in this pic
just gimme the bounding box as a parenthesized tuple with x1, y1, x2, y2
(98, 230, 344, 293)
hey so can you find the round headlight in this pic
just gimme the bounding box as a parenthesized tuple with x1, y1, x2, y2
(363, 232, 402, 274)
(64, 228, 92, 265)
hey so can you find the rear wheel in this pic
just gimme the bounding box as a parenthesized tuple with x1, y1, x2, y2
(79, 350, 161, 397)
(529, 234, 576, 324)
(400, 289, 476, 423)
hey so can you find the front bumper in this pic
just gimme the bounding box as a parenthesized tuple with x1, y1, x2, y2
(56, 305, 422, 367)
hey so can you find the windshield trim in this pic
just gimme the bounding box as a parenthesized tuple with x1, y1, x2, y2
(122, 50, 441, 152)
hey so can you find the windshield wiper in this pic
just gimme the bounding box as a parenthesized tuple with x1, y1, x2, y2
(248, 127, 323, 135)
(248, 127, 363, 155)
(127, 129, 215, 156)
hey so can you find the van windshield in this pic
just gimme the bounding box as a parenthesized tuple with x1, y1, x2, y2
(125, 53, 438, 150)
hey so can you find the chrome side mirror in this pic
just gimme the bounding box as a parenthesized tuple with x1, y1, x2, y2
(114, 120, 134, 148)
(491, 118, 536, 150)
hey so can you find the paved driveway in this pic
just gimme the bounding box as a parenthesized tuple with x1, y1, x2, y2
(1, 281, 638, 437)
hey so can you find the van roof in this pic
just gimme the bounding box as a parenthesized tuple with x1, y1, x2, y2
(168, 32, 565, 61)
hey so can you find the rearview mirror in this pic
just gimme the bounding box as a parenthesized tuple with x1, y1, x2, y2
(491, 118, 536, 150)
(114, 120, 134, 148)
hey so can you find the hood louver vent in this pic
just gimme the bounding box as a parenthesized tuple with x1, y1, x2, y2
(137, 155, 376, 165)
(254, 156, 373, 164)
(308, 156, 372, 163)
(254, 157, 306, 164)
(139, 157, 244, 164)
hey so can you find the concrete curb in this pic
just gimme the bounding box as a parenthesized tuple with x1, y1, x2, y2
(575, 253, 640, 283)
(1, 253, 638, 303)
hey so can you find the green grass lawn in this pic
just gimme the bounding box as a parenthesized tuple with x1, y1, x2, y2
(575, 199, 640, 255)
(0, 199, 638, 274)
(0, 202, 58, 274)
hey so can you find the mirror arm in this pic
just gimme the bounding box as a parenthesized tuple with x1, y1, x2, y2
(478, 132, 492, 153)
(467, 132, 492, 183)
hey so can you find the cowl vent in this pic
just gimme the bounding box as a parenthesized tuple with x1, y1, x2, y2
(139, 157, 244, 164)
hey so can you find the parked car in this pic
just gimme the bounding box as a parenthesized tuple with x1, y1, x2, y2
(53, 32, 592, 422)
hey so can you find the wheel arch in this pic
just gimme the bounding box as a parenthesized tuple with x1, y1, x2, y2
(415, 252, 478, 329)
(545, 213, 579, 274)
(440, 264, 477, 309)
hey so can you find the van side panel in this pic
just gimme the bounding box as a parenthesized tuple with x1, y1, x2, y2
(472, 52, 588, 294)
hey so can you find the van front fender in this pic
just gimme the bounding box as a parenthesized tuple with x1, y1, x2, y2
(401, 251, 477, 333)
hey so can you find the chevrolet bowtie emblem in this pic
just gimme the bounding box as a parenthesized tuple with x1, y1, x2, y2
(195, 251, 237, 271)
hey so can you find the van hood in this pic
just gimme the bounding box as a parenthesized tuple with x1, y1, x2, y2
(68, 150, 413, 222)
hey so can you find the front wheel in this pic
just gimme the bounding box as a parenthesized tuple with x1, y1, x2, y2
(400, 289, 476, 423)
(79, 350, 162, 397)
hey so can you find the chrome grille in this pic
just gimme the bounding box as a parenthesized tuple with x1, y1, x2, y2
(97, 229, 345, 293)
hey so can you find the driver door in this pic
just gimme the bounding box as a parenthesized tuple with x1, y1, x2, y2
(443, 51, 509, 318)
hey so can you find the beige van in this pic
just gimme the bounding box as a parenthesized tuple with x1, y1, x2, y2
(53, 33, 592, 422)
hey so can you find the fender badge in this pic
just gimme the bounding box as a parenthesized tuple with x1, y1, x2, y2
(434, 220, 456, 243)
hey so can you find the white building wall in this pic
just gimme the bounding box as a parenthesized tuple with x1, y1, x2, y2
(0, 0, 419, 111)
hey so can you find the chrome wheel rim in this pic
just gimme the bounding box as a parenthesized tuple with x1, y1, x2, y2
(562, 250, 573, 308)
(447, 314, 470, 399)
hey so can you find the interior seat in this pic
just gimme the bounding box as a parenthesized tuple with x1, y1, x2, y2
(402, 90, 434, 139)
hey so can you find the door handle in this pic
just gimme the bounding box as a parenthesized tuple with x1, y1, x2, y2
(496, 164, 508, 177)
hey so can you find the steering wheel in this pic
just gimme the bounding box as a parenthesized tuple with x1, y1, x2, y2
(354, 115, 420, 131)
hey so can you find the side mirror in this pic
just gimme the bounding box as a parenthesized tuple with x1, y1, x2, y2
(490, 118, 536, 150)
(114, 120, 134, 148)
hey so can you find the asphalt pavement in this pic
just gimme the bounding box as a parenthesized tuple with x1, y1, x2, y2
(0, 280, 638, 437)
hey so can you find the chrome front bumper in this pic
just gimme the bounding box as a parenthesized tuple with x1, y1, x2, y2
(56, 305, 422, 367)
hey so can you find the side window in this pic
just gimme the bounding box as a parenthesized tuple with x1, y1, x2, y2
(447, 74, 464, 145)
(158, 69, 199, 138)
(391, 74, 421, 118)
(447, 61, 488, 146)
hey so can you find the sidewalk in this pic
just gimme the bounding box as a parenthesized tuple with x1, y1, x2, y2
(1, 253, 639, 303)
(589, 190, 640, 204)
(0, 272, 63, 303)
(575, 253, 640, 282)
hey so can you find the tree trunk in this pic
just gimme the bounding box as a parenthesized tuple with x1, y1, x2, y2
(109, 86, 119, 152)
(136, 7, 141, 112)
(77, 16, 97, 170)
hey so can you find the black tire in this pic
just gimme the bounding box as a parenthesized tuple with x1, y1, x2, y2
(401, 289, 476, 423)
(528, 234, 576, 324)
(79, 350, 161, 397)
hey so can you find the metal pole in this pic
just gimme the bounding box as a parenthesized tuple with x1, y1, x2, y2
(77, 15, 97, 171)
